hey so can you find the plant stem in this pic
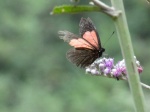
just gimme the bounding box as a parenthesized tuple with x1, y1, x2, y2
(92, 0, 121, 18)
(110, 0, 146, 112)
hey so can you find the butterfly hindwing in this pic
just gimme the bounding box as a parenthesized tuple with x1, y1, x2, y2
(66, 48, 99, 68)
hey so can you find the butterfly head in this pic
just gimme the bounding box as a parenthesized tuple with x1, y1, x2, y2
(98, 48, 105, 57)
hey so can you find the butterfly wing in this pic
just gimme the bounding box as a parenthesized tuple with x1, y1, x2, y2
(67, 48, 99, 68)
(79, 17, 102, 50)
(58, 30, 95, 50)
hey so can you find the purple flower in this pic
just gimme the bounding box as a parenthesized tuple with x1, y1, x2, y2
(105, 58, 114, 68)
(112, 66, 126, 77)
(96, 58, 114, 74)
(99, 63, 105, 70)
(112, 60, 126, 77)
(104, 68, 111, 74)
(86, 57, 143, 80)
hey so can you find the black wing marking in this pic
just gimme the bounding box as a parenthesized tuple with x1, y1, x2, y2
(79, 17, 96, 36)
(66, 48, 99, 68)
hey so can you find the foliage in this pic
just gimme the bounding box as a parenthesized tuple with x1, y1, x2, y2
(51, 5, 100, 14)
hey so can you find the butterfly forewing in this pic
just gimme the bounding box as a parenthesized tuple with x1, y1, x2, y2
(82, 30, 99, 50)
(79, 17, 101, 50)
(58, 31, 94, 49)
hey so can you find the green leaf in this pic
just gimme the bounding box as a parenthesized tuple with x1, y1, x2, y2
(50, 5, 101, 15)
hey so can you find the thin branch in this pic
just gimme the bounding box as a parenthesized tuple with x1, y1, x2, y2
(91, 0, 121, 18)
(147, 0, 150, 3)
(141, 82, 150, 89)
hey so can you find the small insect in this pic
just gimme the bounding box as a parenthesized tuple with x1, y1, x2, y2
(58, 17, 105, 68)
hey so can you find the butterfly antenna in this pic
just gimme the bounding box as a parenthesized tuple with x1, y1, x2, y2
(103, 31, 115, 47)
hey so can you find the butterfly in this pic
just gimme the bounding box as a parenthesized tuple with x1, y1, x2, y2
(58, 17, 105, 68)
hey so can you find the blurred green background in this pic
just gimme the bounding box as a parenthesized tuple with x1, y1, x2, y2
(0, 0, 150, 112)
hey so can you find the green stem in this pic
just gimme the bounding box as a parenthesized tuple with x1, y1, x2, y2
(110, 0, 146, 112)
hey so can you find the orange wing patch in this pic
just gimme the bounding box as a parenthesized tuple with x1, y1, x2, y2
(69, 38, 93, 49)
(83, 30, 99, 49)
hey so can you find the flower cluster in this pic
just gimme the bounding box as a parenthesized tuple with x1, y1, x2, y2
(86, 56, 143, 80)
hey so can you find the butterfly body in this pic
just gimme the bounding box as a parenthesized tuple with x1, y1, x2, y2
(59, 18, 105, 68)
